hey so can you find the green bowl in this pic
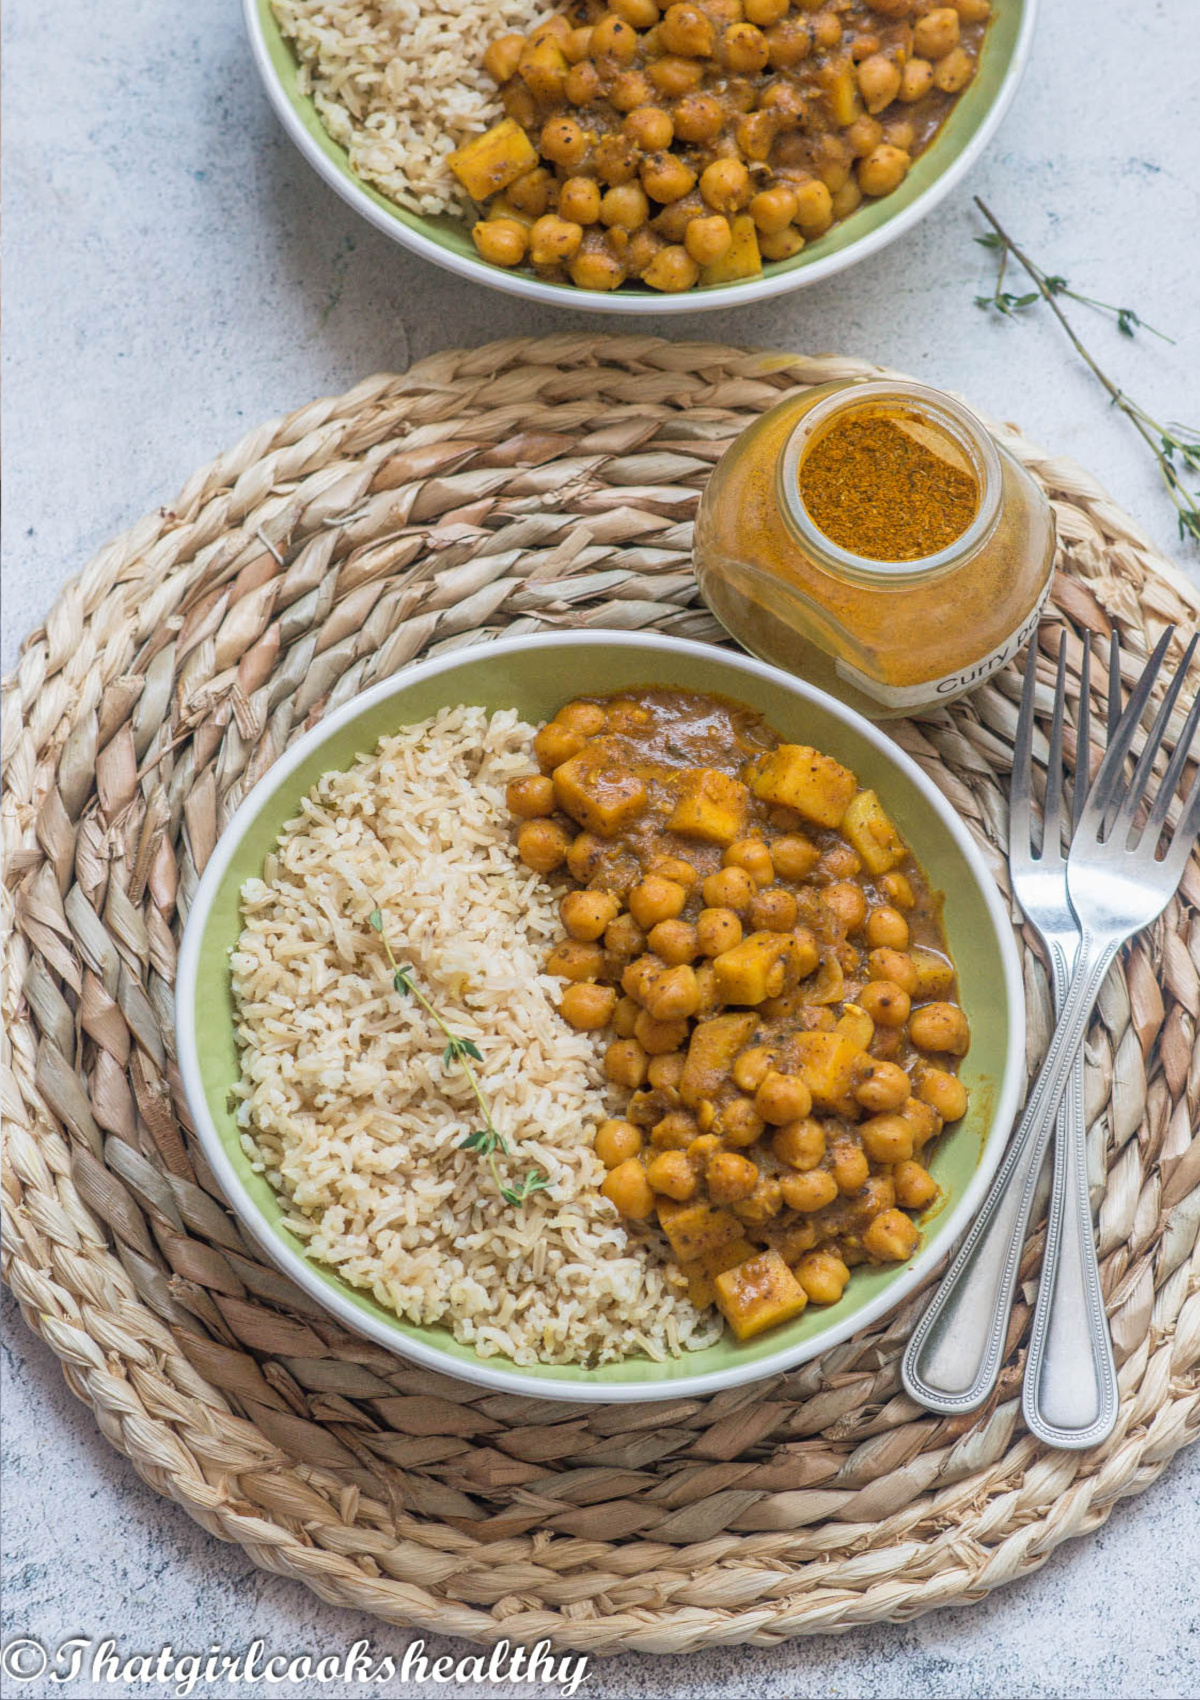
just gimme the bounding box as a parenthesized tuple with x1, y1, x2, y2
(245, 0, 1037, 312)
(176, 633, 1025, 1401)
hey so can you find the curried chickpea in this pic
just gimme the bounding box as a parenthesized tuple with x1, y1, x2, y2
(830, 1140, 870, 1193)
(720, 21, 770, 72)
(821, 880, 868, 933)
(894, 1159, 939, 1210)
(913, 6, 960, 59)
(899, 1095, 942, 1145)
(858, 979, 911, 1027)
(647, 917, 699, 964)
(559, 889, 620, 942)
(696, 905, 743, 956)
(565, 58, 602, 103)
(860, 1112, 915, 1164)
(909, 1003, 971, 1056)
(566, 831, 603, 883)
(866, 906, 910, 949)
(733, 1176, 783, 1223)
(546, 939, 605, 981)
(506, 773, 555, 817)
(723, 837, 775, 883)
(635, 1008, 690, 1054)
(933, 46, 974, 92)
(818, 841, 861, 879)
(563, 24, 594, 61)
(749, 184, 798, 234)
(702, 866, 755, 913)
(855, 52, 901, 113)
(766, 16, 812, 66)
(648, 1050, 687, 1090)
(591, 12, 640, 59)
(780, 1167, 839, 1212)
(533, 721, 585, 771)
(772, 1115, 825, 1169)
(605, 911, 648, 960)
(796, 1248, 851, 1305)
(954, 0, 990, 18)
(540, 116, 590, 170)
(759, 227, 805, 261)
(648, 53, 704, 95)
(595, 1118, 642, 1168)
(755, 1070, 813, 1125)
(529, 214, 584, 266)
(484, 32, 525, 81)
(880, 870, 915, 908)
(660, 1, 715, 55)
(845, 113, 884, 156)
(642, 962, 701, 1021)
(750, 887, 799, 932)
(600, 182, 650, 231)
(858, 143, 911, 197)
(745, 0, 787, 23)
(557, 177, 601, 226)
(855, 1058, 911, 1113)
(650, 855, 699, 887)
(882, 116, 915, 151)
(898, 55, 933, 101)
(706, 1150, 760, 1204)
(613, 994, 640, 1037)
(560, 981, 617, 1031)
(570, 243, 627, 289)
(605, 1036, 649, 1088)
(700, 157, 752, 213)
(624, 104, 674, 150)
(652, 1108, 699, 1147)
(916, 1066, 968, 1123)
(672, 91, 724, 142)
(646, 1148, 699, 1200)
(644, 244, 701, 291)
(517, 817, 571, 872)
(641, 150, 697, 204)
(611, 0, 660, 21)
(629, 875, 687, 930)
(771, 833, 820, 880)
(719, 1096, 765, 1147)
(792, 176, 834, 233)
(831, 178, 863, 219)
(601, 1156, 656, 1218)
(732, 1044, 775, 1092)
(868, 947, 918, 994)
(611, 67, 653, 110)
(473, 217, 529, 267)
(863, 1207, 920, 1262)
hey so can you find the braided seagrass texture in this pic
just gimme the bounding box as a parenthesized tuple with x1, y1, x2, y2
(3, 339, 1199, 1654)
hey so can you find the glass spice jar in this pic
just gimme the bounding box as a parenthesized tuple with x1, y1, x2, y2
(694, 380, 1057, 720)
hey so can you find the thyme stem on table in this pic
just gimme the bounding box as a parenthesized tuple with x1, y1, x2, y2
(367, 906, 548, 1208)
(972, 197, 1200, 545)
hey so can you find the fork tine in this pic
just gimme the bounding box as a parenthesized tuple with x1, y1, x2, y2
(1079, 626, 1174, 836)
(1107, 631, 1123, 740)
(1113, 632, 1197, 848)
(1011, 639, 1039, 856)
(1140, 667, 1200, 856)
(1043, 637, 1068, 858)
(1160, 759, 1200, 882)
(1073, 633, 1092, 836)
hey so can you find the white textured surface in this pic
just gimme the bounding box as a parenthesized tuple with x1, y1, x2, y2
(2, 0, 1199, 1692)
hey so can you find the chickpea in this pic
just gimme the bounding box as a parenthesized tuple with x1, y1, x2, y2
(863, 1207, 920, 1263)
(860, 1112, 915, 1164)
(507, 167, 553, 217)
(858, 143, 911, 197)
(555, 177, 599, 227)
(566, 831, 603, 882)
(695, 906, 742, 957)
(563, 24, 594, 61)
(909, 1003, 971, 1057)
(503, 81, 537, 128)
(759, 227, 805, 262)
(706, 1150, 760, 1204)
(796, 1248, 851, 1305)
(748, 184, 798, 235)
(934, 46, 974, 92)
(734, 112, 777, 162)
(647, 917, 699, 964)
(700, 157, 752, 214)
(472, 217, 528, 268)
(894, 1159, 939, 1210)
(913, 6, 959, 58)
(559, 889, 619, 941)
(766, 17, 812, 66)
(560, 981, 617, 1032)
(516, 817, 571, 872)
(791, 926, 820, 978)
(869, 947, 918, 994)
(672, 91, 724, 142)
(880, 871, 915, 909)
(858, 979, 911, 1027)
(648, 1050, 687, 1090)
(652, 1109, 699, 1148)
(821, 880, 868, 933)
(621, 954, 660, 1005)
(565, 59, 602, 103)
(641, 150, 698, 203)
(546, 939, 605, 982)
(719, 1096, 765, 1147)
(721, 838, 772, 884)
(750, 887, 798, 932)
(605, 1037, 648, 1088)
(702, 866, 755, 913)
(882, 116, 915, 152)
(600, 182, 650, 232)
(520, 37, 569, 101)
(648, 53, 704, 95)
(484, 32, 525, 82)
(772, 1115, 825, 1170)
(571, 244, 627, 291)
(755, 1070, 813, 1125)
(611, 67, 653, 111)
(660, 1, 715, 55)
(719, 20, 769, 71)
(627, 875, 686, 931)
(780, 1168, 838, 1212)
(613, 994, 640, 1037)
(624, 104, 674, 151)
(855, 1059, 911, 1113)
(595, 1118, 642, 1168)
(954, 0, 990, 19)
(866, 906, 909, 949)
(868, 0, 913, 13)
(611, 0, 660, 19)
(855, 51, 902, 114)
(593, 133, 640, 186)
(831, 179, 863, 220)
(917, 1066, 968, 1123)
(831, 1140, 870, 1193)
(771, 833, 820, 880)
(733, 1176, 784, 1224)
(643, 963, 701, 1022)
(628, 1089, 664, 1128)
(745, 0, 787, 23)
(635, 1008, 690, 1054)
(899, 1096, 942, 1145)
(533, 722, 584, 772)
(644, 244, 700, 291)
(602, 1157, 656, 1219)
(646, 1150, 698, 1201)
(529, 214, 585, 268)
(649, 855, 698, 888)
(812, 9, 842, 47)
(506, 773, 555, 817)
(554, 702, 606, 736)
(591, 12, 640, 59)
(529, 14, 570, 42)
(605, 911, 648, 962)
(845, 114, 884, 157)
(898, 56, 933, 101)
(540, 117, 589, 172)
(819, 841, 861, 880)
(732, 1044, 775, 1093)
(792, 177, 834, 234)
(652, 188, 705, 241)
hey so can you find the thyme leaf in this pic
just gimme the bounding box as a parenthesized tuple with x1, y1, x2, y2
(973, 198, 1198, 546)
(501, 1171, 551, 1207)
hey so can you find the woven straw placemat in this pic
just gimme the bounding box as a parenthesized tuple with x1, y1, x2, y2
(3, 338, 1198, 1654)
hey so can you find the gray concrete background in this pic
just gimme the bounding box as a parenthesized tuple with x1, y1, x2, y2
(2, 0, 1199, 1693)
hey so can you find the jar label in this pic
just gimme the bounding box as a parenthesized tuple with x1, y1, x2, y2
(834, 580, 1053, 710)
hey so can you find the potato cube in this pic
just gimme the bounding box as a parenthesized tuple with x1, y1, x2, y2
(681, 1234, 758, 1308)
(668, 768, 749, 846)
(824, 60, 862, 127)
(749, 745, 858, 828)
(714, 1249, 808, 1341)
(553, 742, 648, 836)
(841, 789, 905, 874)
(447, 119, 538, 203)
(679, 1013, 758, 1106)
(910, 947, 956, 998)
(658, 1198, 745, 1263)
(700, 214, 762, 286)
(793, 1031, 864, 1115)
(713, 931, 792, 1006)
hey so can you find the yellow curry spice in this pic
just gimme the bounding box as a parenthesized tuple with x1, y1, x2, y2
(799, 412, 980, 562)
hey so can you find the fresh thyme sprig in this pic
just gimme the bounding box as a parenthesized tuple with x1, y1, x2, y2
(367, 906, 548, 1208)
(972, 197, 1200, 546)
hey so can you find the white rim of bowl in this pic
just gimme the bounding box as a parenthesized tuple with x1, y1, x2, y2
(243, 0, 1039, 315)
(176, 631, 1026, 1402)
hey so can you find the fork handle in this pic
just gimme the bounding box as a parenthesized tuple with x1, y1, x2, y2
(1022, 1007, 1118, 1449)
(902, 933, 1119, 1414)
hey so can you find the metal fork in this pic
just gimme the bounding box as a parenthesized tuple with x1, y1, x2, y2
(904, 627, 1200, 1428)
